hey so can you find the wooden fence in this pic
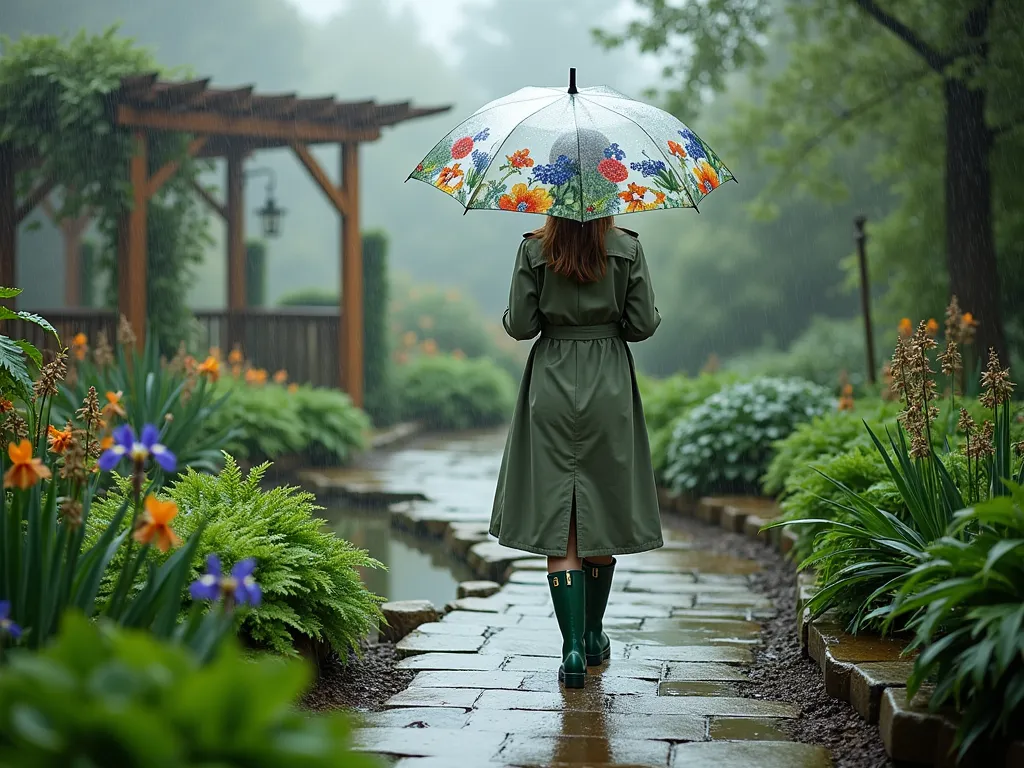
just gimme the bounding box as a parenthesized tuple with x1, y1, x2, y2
(7, 308, 342, 389)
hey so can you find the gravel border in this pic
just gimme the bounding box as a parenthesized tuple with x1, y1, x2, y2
(302, 642, 414, 713)
(663, 513, 893, 768)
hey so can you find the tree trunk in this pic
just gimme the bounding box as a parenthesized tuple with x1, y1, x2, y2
(945, 77, 1006, 362)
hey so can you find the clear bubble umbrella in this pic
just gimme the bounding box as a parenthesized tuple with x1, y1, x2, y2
(408, 68, 736, 222)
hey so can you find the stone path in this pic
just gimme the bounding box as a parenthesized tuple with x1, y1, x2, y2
(345, 432, 832, 767)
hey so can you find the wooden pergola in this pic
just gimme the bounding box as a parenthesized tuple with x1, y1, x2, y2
(0, 74, 450, 407)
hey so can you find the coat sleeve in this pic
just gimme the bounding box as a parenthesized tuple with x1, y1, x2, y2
(621, 240, 661, 342)
(502, 240, 542, 341)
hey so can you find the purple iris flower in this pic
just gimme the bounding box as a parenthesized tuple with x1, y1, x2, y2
(0, 600, 22, 640)
(98, 423, 177, 473)
(189, 554, 262, 607)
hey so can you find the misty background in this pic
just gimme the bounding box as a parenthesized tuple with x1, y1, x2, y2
(5, 0, 898, 376)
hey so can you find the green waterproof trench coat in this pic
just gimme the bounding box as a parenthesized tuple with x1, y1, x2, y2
(489, 227, 663, 558)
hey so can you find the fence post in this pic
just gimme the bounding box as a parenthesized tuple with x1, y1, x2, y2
(854, 215, 877, 386)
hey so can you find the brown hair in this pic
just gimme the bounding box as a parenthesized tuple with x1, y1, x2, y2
(535, 216, 615, 283)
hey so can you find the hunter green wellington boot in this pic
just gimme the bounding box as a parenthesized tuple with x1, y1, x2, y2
(547, 570, 587, 689)
(582, 558, 615, 666)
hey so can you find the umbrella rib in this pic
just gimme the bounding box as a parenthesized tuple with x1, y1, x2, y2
(464, 97, 565, 211)
(583, 97, 701, 210)
(571, 95, 583, 222)
(466, 92, 563, 123)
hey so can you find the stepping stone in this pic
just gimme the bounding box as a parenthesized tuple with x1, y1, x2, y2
(662, 663, 749, 682)
(521, 672, 658, 695)
(381, 600, 440, 643)
(503, 655, 663, 680)
(850, 661, 913, 724)
(457, 580, 501, 599)
(669, 741, 830, 768)
(474, 688, 609, 712)
(507, 570, 551, 585)
(445, 523, 491, 557)
(641, 617, 761, 637)
(411, 670, 527, 690)
(695, 593, 774, 610)
(397, 653, 504, 672)
(447, 597, 507, 613)
(441, 610, 521, 629)
(708, 717, 791, 742)
(603, 603, 673, 619)
(671, 608, 760, 622)
(629, 645, 753, 664)
(413, 622, 486, 637)
(659, 681, 746, 697)
(467, 541, 531, 580)
(385, 686, 483, 709)
(607, 628, 759, 648)
(352, 727, 504, 760)
(609, 695, 798, 719)
(393, 760, 503, 768)
(463, 709, 706, 742)
(497, 734, 671, 767)
(395, 630, 485, 657)
(358, 707, 470, 730)
(507, 558, 547, 571)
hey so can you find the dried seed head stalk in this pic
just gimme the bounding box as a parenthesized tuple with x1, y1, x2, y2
(33, 351, 68, 401)
(957, 407, 976, 436)
(76, 387, 104, 432)
(1013, 440, 1024, 458)
(59, 430, 89, 486)
(979, 348, 1014, 409)
(93, 331, 115, 367)
(3, 410, 28, 441)
(944, 296, 963, 343)
(938, 338, 963, 379)
(59, 498, 83, 528)
(970, 420, 996, 460)
(117, 315, 137, 348)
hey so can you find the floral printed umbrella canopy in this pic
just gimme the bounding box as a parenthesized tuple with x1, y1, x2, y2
(409, 69, 735, 222)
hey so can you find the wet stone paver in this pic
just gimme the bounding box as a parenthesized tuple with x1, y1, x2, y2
(349, 432, 831, 767)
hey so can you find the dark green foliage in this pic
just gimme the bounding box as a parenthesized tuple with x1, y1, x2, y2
(638, 371, 738, 478)
(277, 288, 337, 307)
(246, 240, 267, 307)
(207, 381, 368, 466)
(398, 354, 515, 431)
(663, 377, 834, 497)
(92, 458, 385, 658)
(0, 287, 57, 403)
(0, 613, 379, 768)
(891, 489, 1024, 758)
(362, 230, 397, 426)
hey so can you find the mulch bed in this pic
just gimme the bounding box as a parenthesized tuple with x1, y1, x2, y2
(663, 513, 893, 768)
(302, 641, 414, 713)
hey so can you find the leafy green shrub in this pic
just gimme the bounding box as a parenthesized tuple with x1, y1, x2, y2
(638, 371, 737, 478)
(207, 381, 368, 466)
(398, 353, 515, 431)
(0, 613, 378, 768)
(362, 230, 398, 426)
(92, 458, 385, 657)
(0, 287, 57, 402)
(55, 327, 237, 474)
(663, 377, 834, 497)
(890, 489, 1024, 759)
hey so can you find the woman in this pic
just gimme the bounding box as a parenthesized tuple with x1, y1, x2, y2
(489, 205, 663, 690)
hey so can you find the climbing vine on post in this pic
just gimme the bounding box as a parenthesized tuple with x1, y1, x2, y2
(0, 27, 210, 353)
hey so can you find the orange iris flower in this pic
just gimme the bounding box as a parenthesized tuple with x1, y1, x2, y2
(498, 183, 554, 214)
(134, 495, 182, 553)
(228, 347, 244, 366)
(925, 318, 939, 336)
(0, 398, 13, 413)
(197, 355, 220, 382)
(273, 369, 288, 384)
(667, 140, 687, 158)
(4, 440, 52, 490)
(103, 391, 126, 419)
(47, 425, 73, 455)
(898, 318, 913, 337)
(962, 312, 976, 327)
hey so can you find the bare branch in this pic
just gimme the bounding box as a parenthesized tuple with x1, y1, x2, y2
(849, 0, 951, 72)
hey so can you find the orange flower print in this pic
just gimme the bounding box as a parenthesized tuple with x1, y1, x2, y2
(692, 161, 720, 194)
(667, 140, 687, 158)
(498, 183, 554, 214)
(134, 495, 182, 553)
(436, 164, 465, 194)
(4, 440, 51, 490)
(507, 149, 534, 169)
(617, 183, 666, 213)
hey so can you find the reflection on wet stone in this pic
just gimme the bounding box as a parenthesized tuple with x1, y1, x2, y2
(352, 433, 827, 766)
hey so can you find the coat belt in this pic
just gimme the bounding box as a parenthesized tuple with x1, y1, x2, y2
(541, 322, 622, 340)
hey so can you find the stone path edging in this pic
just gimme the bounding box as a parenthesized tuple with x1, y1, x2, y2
(659, 490, 1023, 768)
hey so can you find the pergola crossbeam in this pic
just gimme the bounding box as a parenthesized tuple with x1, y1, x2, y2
(15, 177, 57, 224)
(290, 141, 349, 217)
(190, 179, 227, 220)
(145, 136, 209, 198)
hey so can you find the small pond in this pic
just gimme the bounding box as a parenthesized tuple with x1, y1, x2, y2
(314, 428, 507, 607)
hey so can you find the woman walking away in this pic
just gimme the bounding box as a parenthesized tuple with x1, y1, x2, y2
(489, 206, 663, 690)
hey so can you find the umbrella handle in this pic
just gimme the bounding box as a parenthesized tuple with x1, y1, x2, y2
(568, 67, 578, 95)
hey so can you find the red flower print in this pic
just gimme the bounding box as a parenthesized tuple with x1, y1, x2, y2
(586, 205, 596, 213)
(451, 137, 474, 159)
(667, 140, 687, 158)
(598, 158, 628, 183)
(507, 149, 534, 169)
(415, 164, 424, 172)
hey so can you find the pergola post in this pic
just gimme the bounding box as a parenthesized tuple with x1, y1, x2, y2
(340, 141, 363, 408)
(0, 144, 16, 303)
(226, 148, 246, 353)
(117, 131, 148, 346)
